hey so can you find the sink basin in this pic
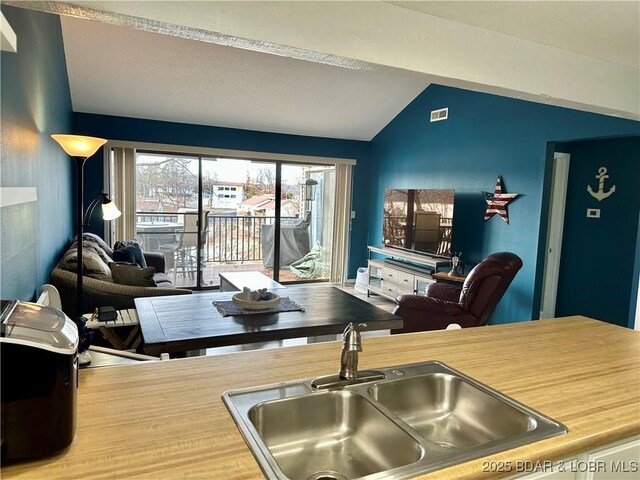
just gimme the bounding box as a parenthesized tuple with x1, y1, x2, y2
(248, 390, 423, 480)
(370, 373, 536, 449)
(223, 361, 567, 480)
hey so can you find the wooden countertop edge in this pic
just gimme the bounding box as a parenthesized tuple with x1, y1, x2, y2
(425, 427, 640, 480)
(2, 316, 638, 479)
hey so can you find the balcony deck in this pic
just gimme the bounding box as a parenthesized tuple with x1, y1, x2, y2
(169, 262, 316, 288)
(137, 212, 325, 288)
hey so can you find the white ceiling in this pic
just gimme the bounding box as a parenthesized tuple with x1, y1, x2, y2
(389, 1, 640, 69)
(55, 1, 639, 141)
(60, 16, 430, 141)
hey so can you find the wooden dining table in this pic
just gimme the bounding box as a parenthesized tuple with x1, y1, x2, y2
(134, 285, 403, 355)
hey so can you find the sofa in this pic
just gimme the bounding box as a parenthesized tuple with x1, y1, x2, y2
(51, 233, 191, 318)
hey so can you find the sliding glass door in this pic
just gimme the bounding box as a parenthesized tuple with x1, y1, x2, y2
(279, 163, 335, 283)
(199, 157, 276, 286)
(135, 152, 201, 287)
(131, 151, 335, 288)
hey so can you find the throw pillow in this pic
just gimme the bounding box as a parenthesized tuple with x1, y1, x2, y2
(113, 242, 147, 268)
(109, 262, 156, 287)
(59, 250, 113, 282)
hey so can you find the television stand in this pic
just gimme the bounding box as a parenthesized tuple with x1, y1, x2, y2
(366, 245, 450, 302)
(383, 258, 435, 275)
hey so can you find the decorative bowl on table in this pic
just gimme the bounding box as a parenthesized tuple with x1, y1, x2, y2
(232, 287, 281, 310)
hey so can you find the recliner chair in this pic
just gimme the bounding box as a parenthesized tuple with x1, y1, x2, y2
(392, 252, 523, 334)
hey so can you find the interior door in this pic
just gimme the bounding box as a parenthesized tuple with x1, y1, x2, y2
(540, 153, 570, 319)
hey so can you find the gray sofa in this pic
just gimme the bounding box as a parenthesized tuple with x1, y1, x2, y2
(51, 233, 191, 318)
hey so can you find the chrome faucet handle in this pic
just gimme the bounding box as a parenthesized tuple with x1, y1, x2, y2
(343, 323, 366, 352)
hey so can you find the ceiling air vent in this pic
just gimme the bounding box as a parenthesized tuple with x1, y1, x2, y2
(430, 107, 448, 122)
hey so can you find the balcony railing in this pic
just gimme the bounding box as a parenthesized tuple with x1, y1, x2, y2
(136, 213, 178, 223)
(136, 212, 297, 264)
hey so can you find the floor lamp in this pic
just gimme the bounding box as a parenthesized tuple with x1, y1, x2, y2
(51, 135, 121, 342)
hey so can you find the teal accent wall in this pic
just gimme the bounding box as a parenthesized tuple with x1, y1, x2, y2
(633, 209, 640, 328)
(0, 7, 73, 301)
(370, 84, 640, 324)
(554, 136, 640, 328)
(71, 113, 371, 275)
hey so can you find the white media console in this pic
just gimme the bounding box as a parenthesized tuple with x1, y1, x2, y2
(366, 245, 451, 301)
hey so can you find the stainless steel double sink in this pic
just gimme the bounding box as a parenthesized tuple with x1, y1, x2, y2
(223, 361, 567, 480)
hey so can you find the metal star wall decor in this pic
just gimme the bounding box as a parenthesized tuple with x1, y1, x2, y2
(483, 176, 519, 223)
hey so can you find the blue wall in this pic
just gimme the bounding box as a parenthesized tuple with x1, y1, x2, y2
(0, 7, 74, 301)
(633, 209, 640, 328)
(554, 137, 640, 327)
(370, 84, 640, 324)
(71, 113, 371, 275)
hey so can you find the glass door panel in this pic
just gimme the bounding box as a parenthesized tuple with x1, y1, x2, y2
(280, 164, 335, 282)
(135, 153, 200, 287)
(201, 157, 276, 287)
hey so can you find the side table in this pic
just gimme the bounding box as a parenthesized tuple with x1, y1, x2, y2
(84, 308, 141, 350)
(431, 271, 467, 285)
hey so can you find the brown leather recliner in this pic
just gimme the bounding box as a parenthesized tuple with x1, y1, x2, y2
(392, 252, 523, 334)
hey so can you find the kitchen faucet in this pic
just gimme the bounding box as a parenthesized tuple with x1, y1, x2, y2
(339, 322, 365, 380)
(312, 322, 385, 389)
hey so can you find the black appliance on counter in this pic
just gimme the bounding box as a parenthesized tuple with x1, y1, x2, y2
(1, 299, 79, 463)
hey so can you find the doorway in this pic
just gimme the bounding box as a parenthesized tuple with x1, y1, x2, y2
(543, 136, 640, 327)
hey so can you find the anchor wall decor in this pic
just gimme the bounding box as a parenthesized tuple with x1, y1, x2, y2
(587, 167, 616, 201)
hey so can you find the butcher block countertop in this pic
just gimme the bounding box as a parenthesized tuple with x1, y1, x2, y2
(3, 316, 639, 479)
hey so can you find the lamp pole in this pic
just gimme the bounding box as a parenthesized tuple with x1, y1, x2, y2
(74, 155, 87, 316)
(51, 135, 110, 318)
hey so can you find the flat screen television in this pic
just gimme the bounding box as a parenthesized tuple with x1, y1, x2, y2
(383, 189, 454, 258)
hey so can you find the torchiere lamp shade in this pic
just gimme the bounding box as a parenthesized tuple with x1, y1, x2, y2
(51, 135, 107, 158)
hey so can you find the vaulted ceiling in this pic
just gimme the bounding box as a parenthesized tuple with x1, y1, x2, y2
(10, 1, 639, 140)
(60, 15, 430, 141)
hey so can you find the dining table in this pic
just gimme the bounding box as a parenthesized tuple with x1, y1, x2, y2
(134, 285, 403, 356)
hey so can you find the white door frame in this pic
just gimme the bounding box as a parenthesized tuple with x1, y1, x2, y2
(540, 152, 571, 319)
(634, 271, 640, 330)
